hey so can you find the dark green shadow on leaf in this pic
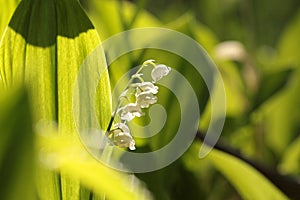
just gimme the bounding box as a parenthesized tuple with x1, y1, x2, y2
(8, 0, 94, 47)
(252, 69, 294, 111)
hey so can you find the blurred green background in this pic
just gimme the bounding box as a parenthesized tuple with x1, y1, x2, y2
(81, 0, 300, 199)
(1, 0, 300, 199)
(81, 0, 300, 198)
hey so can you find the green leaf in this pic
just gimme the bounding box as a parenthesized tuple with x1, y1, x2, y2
(0, 88, 35, 200)
(166, 13, 218, 52)
(206, 148, 289, 200)
(252, 69, 293, 110)
(36, 130, 153, 200)
(277, 10, 300, 68)
(279, 135, 300, 175)
(0, 0, 111, 199)
(0, 0, 20, 38)
(84, 0, 161, 40)
(260, 69, 300, 155)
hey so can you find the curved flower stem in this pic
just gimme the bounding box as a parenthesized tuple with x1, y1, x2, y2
(105, 95, 131, 136)
(131, 75, 144, 83)
(135, 59, 156, 75)
(105, 99, 121, 136)
(105, 59, 156, 136)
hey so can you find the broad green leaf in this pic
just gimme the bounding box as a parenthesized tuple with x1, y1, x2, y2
(277, 10, 300, 68)
(36, 127, 152, 200)
(0, 0, 20, 38)
(207, 148, 289, 200)
(0, 0, 111, 199)
(0, 88, 35, 200)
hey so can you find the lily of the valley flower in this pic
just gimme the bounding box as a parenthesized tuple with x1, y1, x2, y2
(105, 60, 171, 151)
(111, 123, 136, 150)
(151, 64, 171, 82)
(136, 91, 158, 108)
(134, 82, 159, 95)
(118, 103, 144, 121)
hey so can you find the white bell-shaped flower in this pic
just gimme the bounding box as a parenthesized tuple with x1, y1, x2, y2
(134, 82, 158, 95)
(117, 103, 144, 121)
(151, 64, 171, 82)
(111, 123, 136, 150)
(136, 91, 157, 108)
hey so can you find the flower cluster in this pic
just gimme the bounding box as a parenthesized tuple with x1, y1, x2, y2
(106, 60, 171, 150)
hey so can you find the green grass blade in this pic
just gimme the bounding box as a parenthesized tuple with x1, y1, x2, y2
(277, 10, 300, 68)
(207, 148, 289, 200)
(279, 135, 300, 175)
(0, 88, 35, 200)
(85, 0, 161, 40)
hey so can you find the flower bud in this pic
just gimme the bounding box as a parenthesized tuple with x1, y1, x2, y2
(151, 64, 171, 82)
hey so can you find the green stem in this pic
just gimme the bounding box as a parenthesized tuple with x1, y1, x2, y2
(105, 60, 156, 135)
(105, 98, 123, 136)
(136, 59, 156, 74)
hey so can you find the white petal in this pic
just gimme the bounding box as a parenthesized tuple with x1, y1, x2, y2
(129, 140, 136, 150)
(112, 120, 136, 150)
(118, 103, 144, 121)
(114, 123, 130, 133)
(136, 92, 157, 108)
(151, 64, 171, 82)
(120, 112, 135, 121)
(112, 123, 136, 150)
(134, 82, 158, 95)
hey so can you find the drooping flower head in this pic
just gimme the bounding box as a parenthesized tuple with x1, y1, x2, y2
(135, 91, 157, 108)
(111, 123, 136, 150)
(151, 64, 171, 82)
(117, 103, 144, 121)
(134, 81, 159, 95)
